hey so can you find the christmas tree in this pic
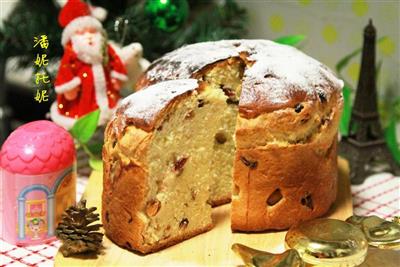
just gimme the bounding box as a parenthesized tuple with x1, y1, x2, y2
(0, 0, 247, 68)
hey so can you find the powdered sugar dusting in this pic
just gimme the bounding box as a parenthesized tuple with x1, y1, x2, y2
(145, 42, 240, 82)
(237, 40, 344, 108)
(120, 79, 198, 124)
(141, 39, 343, 117)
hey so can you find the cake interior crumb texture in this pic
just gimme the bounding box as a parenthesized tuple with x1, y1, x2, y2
(134, 59, 243, 249)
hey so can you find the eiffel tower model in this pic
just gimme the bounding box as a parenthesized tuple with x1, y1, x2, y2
(340, 20, 400, 184)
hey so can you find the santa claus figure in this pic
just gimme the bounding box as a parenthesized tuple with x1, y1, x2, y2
(50, 0, 128, 129)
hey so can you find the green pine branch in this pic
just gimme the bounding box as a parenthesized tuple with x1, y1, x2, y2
(1, 0, 247, 65)
(0, 0, 62, 67)
(107, 0, 247, 61)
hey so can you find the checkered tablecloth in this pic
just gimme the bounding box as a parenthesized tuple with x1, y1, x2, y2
(0, 178, 87, 267)
(1, 173, 399, 267)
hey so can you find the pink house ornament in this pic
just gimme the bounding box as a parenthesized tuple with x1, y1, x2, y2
(0, 120, 76, 245)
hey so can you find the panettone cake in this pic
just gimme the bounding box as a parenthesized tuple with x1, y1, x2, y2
(102, 40, 343, 253)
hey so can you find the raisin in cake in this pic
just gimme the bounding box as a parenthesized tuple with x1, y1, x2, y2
(103, 40, 343, 253)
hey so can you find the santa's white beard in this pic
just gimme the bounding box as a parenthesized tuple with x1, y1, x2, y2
(71, 32, 104, 64)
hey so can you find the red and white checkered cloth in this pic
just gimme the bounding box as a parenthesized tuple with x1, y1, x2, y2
(352, 173, 400, 219)
(1, 173, 399, 267)
(0, 178, 86, 267)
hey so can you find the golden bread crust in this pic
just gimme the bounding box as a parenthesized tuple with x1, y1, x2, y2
(231, 91, 342, 231)
(102, 121, 152, 252)
(122, 224, 213, 254)
(231, 138, 338, 231)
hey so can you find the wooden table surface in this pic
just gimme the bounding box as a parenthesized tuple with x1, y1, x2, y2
(55, 158, 353, 266)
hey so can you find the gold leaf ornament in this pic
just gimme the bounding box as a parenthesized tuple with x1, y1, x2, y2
(346, 215, 400, 249)
(232, 243, 305, 267)
(233, 217, 399, 267)
(285, 218, 368, 266)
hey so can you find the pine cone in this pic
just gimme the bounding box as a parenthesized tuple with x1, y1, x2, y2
(56, 199, 104, 257)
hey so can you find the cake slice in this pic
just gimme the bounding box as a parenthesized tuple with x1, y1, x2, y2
(102, 79, 238, 253)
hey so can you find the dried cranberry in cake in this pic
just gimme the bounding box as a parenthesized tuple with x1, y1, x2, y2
(215, 132, 227, 144)
(294, 103, 304, 113)
(240, 156, 257, 169)
(146, 200, 161, 217)
(173, 156, 189, 175)
(301, 193, 314, 210)
(267, 189, 283, 206)
(197, 99, 205, 107)
(179, 218, 189, 229)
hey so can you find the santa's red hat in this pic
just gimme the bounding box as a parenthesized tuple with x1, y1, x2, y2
(59, 0, 107, 46)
